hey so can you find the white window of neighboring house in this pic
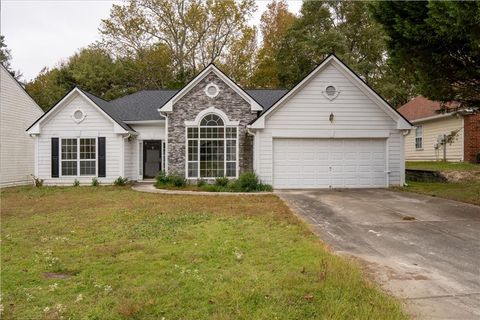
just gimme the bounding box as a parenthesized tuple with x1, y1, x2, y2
(415, 126, 423, 149)
(186, 113, 238, 179)
(61, 138, 97, 176)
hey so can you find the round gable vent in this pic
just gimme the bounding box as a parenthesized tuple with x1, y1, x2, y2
(71, 109, 86, 123)
(205, 83, 220, 98)
(322, 84, 340, 101)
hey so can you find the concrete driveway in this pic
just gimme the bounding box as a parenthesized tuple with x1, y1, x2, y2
(277, 189, 480, 319)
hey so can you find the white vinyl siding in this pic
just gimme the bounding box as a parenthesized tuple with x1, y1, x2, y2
(0, 66, 44, 187)
(37, 93, 122, 185)
(255, 62, 403, 187)
(404, 117, 464, 162)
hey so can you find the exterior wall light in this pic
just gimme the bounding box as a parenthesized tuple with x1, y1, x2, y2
(329, 112, 334, 123)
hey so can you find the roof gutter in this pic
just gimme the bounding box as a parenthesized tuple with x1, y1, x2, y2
(411, 112, 458, 124)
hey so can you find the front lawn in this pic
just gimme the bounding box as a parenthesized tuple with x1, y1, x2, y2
(406, 161, 480, 172)
(401, 181, 480, 206)
(1, 187, 406, 319)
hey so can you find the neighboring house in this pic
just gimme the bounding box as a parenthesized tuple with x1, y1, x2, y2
(398, 96, 479, 162)
(26, 54, 411, 188)
(1, 64, 44, 187)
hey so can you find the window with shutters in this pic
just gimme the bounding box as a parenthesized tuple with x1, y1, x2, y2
(61, 138, 97, 176)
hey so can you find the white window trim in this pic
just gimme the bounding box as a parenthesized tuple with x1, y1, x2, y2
(60, 137, 98, 177)
(185, 113, 239, 179)
(415, 126, 423, 150)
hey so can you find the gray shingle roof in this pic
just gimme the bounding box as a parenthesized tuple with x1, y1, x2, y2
(82, 88, 288, 129)
(79, 89, 134, 132)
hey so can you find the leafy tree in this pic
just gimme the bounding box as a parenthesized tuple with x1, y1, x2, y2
(251, 0, 296, 88)
(25, 67, 73, 110)
(277, 1, 386, 86)
(0, 35, 22, 79)
(275, 0, 416, 107)
(219, 26, 257, 87)
(99, 0, 256, 84)
(370, 1, 480, 109)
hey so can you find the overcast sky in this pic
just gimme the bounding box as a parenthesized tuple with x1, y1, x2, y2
(1, 0, 302, 82)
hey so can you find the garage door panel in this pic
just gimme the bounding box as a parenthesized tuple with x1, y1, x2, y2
(273, 138, 386, 188)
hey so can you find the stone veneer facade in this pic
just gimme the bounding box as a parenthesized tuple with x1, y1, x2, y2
(167, 72, 257, 177)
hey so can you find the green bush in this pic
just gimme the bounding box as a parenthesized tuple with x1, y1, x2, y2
(114, 176, 128, 186)
(237, 172, 259, 192)
(215, 176, 229, 187)
(73, 179, 80, 187)
(170, 174, 187, 187)
(155, 172, 186, 188)
(156, 171, 169, 185)
(196, 178, 206, 187)
(91, 177, 99, 187)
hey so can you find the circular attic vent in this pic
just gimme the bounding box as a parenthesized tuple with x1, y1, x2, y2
(205, 83, 220, 98)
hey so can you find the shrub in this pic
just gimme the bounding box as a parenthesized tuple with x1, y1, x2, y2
(169, 174, 187, 187)
(257, 183, 273, 192)
(155, 171, 169, 185)
(73, 179, 80, 187)
(476, 153, 480, 164)
(114, 176, 128, 186)
(237, 172, 259, 192)
(196, 178, 206, 187)
(91, 177, 99, 187)
(215, 176, 229, 187)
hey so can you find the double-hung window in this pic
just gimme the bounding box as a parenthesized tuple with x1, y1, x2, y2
(187, 114, 238, 178)
(415, 126, 423, 149)
(61, 138, 97, 176)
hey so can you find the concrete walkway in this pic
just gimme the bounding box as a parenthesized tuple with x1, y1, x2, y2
(277, 189, 480, 320)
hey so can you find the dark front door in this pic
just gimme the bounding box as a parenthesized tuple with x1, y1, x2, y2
(143, 140, 162, 179)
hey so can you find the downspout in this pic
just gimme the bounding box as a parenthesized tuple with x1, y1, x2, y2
(246, 126, 257, 174)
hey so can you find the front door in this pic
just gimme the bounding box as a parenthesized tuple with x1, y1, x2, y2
(143, 140, 162, 179)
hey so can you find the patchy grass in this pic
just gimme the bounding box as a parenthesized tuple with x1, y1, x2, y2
(406, 161, 480, 172)
(399, 181, 480, 206)
(1, 186, 406, 320)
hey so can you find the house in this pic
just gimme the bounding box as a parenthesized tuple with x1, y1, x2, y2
(26, 54, 411, 188)
(1, 64, 44, 187)
(398, 96, 479, 162)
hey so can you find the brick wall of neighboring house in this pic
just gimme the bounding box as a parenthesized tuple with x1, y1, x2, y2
(168, 71, 256, 177)
(464, 113, 480, 163)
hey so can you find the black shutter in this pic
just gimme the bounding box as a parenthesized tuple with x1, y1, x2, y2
(51, 137, 59, 178)
(98, 137, 106, 177)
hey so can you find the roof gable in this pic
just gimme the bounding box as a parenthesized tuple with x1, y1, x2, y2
(250, 54, 412, 130)
(26, 88, 132, 134)
(159, 64, 263, 113)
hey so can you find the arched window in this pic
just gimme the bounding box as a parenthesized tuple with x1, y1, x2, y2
(187, 113, 237, 178)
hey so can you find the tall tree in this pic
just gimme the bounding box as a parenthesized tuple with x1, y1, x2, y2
(277, 1, 386, 87)
(0, 35, 22, 79)
(219, 26, 258, 87)
(99, 0, 256, 84)
(251, 0, 296, 88)
(370, 1, 480, 109)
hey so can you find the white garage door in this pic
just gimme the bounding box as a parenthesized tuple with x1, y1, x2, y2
(273, 138, 387, 189)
